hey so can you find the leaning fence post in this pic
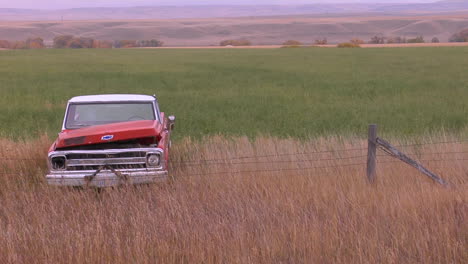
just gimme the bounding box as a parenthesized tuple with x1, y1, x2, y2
(375, 137, 448, 186)
(367, 124, 377, 184)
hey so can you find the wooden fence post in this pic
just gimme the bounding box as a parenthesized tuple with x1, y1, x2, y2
(367, 124, 377, 184)
(376, 138, 448, 186)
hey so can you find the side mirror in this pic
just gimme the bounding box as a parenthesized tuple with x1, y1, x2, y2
(168, 115, 176, 131)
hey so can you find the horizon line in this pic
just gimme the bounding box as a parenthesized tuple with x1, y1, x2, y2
(0, 1, 441, 11)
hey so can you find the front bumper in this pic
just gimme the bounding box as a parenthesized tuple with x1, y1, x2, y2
(46, 168, 168, 187)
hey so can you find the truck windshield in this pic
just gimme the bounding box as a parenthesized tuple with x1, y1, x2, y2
(65, 102, 156, 129)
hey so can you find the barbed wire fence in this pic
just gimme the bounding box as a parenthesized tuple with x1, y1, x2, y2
(0, 126, 466, 185)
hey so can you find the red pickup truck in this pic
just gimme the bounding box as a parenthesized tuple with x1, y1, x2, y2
(46, 94, 175, 187)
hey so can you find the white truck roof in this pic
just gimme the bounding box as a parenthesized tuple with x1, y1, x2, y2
(68, 94, 155, 103)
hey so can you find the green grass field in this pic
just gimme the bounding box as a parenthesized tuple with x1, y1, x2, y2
(1, 48, 467, 263)
(0, 47, 467, 140)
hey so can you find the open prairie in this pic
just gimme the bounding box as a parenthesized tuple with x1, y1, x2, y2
(0, 47, 467, 140)
(1, 13, 468, 45)
(0, 47, 467, 263)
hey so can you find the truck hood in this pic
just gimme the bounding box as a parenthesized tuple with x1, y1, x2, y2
(55, 120, 163, 149)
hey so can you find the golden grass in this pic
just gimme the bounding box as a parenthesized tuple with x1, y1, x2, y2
(0, 136, 467, 263)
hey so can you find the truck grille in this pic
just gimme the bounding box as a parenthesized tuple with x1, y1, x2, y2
(65, 151, 148, 171)
(68, 164, 146, 171)
(67, 151, 146, 159)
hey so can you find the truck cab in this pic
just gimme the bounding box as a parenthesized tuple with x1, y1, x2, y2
(46, 94, 175, 187)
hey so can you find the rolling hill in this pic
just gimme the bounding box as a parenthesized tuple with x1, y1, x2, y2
(1, 13, 467, 46)
(1, 1, 468, 21)
(1, 1, 468, 46)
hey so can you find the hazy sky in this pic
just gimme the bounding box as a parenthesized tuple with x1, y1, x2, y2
(0, 0, 439, 9)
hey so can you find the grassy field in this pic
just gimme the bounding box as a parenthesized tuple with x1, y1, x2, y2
(0, 136, 466, 263)
(0, 48, 467, 263)
(0, 47, 467, 140)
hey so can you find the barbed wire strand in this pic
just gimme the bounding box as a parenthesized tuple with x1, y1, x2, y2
(175, 142, 467, 165)
(0, 140, 466, 178)
(1, 157, 465, 177)
(179, 158, 468, 178)
(0, 139, 466, 163)
(173, 146, 369, 164)
(393, 139, 468, 148)
(175, 154, 368, 167)
(377, 150, 467, 157)
(180, 162, 367, 178)
(175, 150, 467, 167)
(0, 150, 466, 169)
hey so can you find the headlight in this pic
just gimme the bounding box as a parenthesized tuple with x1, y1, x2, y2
(147, 154, 161, 167)
(51, 156, 67, 170)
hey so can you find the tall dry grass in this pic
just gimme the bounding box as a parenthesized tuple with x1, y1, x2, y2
(0, 136, 466, 263)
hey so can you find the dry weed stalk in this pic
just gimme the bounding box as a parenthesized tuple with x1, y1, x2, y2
(0, 136, 466, 263)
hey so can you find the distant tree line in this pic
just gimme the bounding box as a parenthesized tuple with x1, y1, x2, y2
(222, 31, 468, 47)
(54, 35, 164, 48)
(3, 29, 467, 50)
(281, 38, 360, 48)
(337, 42, 361, 48)
(365, 29, 468, 44)
(367, 35, 431, 44)
(281, 39, 329, 47)
(282, 40, 303, 47)
(449, 29, 468, 42)
(219, 39, 252, 46)
(219, 39, 332, 47)
(314, 38, 328, 45)
(0, 35, 164, 49)
(0, 37, 45, 49)
(112, 39, 164, 48)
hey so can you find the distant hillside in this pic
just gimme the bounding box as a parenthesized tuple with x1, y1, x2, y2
(373, 0, 468, 12)
(1, 2, 468, 46)
(1, 14, 467, 46)
(1, 2, 468, 21)
(0, 5, 380, 21)
(437, 0, 468, 3)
